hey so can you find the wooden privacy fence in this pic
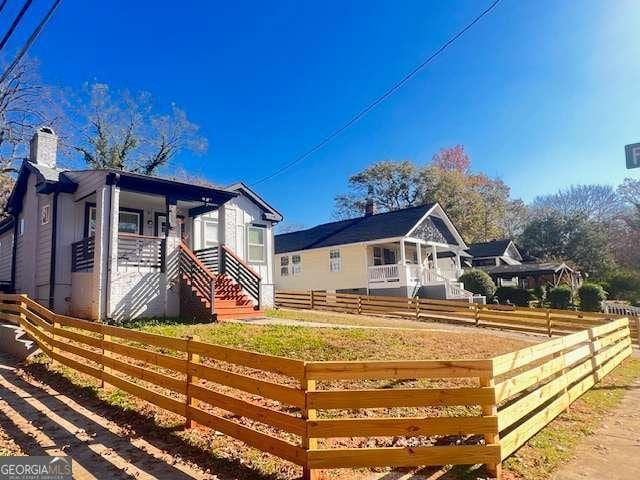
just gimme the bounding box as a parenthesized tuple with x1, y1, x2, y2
(0, 294, 633, 480)
(275, 289, 640, 345)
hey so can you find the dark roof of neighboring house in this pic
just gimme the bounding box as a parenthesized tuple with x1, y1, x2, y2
(483, 262, 575, 277)
(275, 203, 463, 254)
(467, 239, 513, 258)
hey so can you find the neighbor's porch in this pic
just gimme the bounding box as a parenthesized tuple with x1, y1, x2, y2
(366, 239, 465, 285)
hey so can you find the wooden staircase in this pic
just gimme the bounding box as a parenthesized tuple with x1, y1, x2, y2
(179, 243, 263, 322)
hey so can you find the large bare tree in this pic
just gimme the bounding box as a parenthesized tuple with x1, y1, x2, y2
(73, 83, 207, 175)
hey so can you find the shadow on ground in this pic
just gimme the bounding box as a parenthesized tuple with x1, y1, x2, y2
(0, 354, 286, 480)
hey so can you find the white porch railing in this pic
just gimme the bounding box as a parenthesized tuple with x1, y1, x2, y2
(603, 301, 640, 317)
(368, 264, 400, 283)
(367, 264, 475, 301)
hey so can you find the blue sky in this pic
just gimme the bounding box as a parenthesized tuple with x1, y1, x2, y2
(4, 0, 640, 228)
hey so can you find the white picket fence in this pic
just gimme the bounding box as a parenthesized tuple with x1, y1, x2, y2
(603, 301, 640, 317)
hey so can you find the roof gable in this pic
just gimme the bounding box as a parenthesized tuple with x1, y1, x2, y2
(227, 182, 283, 222)
(467, 239, 514, 258)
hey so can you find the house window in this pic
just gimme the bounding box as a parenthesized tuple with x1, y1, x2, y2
(291, 254, 301, 275)
(280, 256, 289, 276)
(86, 205, 142, 236)
(203, 220, 218, 248)
(41, 205, 50, 225)
(383, 248, 396, 265)
(329, 249, 341, 272)
(373, 247, 382, 266)
(118, 210, 142, 234)
(247, 225, 266, 263)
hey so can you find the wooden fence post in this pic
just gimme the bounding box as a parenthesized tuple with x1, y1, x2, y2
(415, 297, 420, 320)
(100, 322, 111, 389)
(357, 295, 362, 315)
(546, 309, 552, 337)
(474, 303, 480, 327)
(636, 317, 640, 349)
(17, 294, 27, 329)
(310, 290, 315, 310)
(302, 363, 319, 480)
(480, 375, 502, 479)
(186, 334, 200, 428)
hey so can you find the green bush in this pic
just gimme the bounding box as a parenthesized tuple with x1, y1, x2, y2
(578, 283, 607, 312)
(606, 271, 640, 303)
(494, 286, 532, 307)
(459, 269, 496, 297)
(548, 286, 572, 310)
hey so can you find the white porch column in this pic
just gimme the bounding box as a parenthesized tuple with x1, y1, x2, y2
(400, 240, 406, 265)
(163, 196, 181, 317)
(92, 177, 119, 320)
(431, 244, 439, 271)
(455, 251, 462, 272)
(416, 242, 422, 266)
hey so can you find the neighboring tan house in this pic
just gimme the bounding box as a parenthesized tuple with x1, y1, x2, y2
(2, 127, 282, 322)
(274, 202, 477, 301)
(467, 239, 582, 290)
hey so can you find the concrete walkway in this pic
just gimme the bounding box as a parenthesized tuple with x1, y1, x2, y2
(551, 375, 640, 480)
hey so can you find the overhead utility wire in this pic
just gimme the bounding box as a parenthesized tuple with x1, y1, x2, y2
(0, 0, 61, 84)
(250, 0, 502, 187)
(0, 0, 34, 51)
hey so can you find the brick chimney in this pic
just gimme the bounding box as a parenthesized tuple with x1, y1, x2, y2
(29, 126, 58, 168)
(364, 198, 376, 216)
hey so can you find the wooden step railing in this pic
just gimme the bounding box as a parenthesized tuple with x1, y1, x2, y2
(194, 246, 219, 274)
(220, 244, 261, 309)
(179, 242, 216, 315)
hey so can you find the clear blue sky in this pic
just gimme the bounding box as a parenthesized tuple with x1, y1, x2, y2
(4, 0, 640, 228)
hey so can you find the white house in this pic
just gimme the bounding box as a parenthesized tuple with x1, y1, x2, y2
(274, 201, 477, 301)
(0, 127, 282, 322)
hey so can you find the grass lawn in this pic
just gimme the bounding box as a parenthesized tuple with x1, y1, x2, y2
(126, 317, 531, 361)
(265, 306, 445, 330)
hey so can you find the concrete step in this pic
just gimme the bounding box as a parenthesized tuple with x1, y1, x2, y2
(0, 323, 39, 360)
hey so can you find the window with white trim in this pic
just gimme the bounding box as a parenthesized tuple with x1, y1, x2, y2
(280, 256, 289, 276)
(41, 204, 50, 225)
(329, 248, 341, 272)
(373, 247, 382, 266)
(247, 225, 266, 263)
(291, 254, 301, 275)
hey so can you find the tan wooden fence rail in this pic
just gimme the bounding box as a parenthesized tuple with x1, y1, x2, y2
(275, 289, 640, 345)
(0, 293, 633, 480)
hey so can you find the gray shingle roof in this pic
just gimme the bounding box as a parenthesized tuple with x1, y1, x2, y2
(275, 204, 461, 254)
(467, 239, 512, 258)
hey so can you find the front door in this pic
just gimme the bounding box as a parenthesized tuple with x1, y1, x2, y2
(154, 213, 167, 237)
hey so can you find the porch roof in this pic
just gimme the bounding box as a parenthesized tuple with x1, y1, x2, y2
(482, 261, 576, 278)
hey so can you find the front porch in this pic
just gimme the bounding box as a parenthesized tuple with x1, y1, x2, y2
(67, 173, 262, 321)
(365, 239, 472, 300)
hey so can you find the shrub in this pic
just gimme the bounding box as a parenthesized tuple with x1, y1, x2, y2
(459, 269, 496, 297)
(606, 271, 640, 303)
(578, 283, 607, 312)
(494, 286, 532, 306)
(547, 286, 573, 310)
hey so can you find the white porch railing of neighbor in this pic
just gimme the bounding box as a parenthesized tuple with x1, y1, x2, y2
(367, 264, 400, 283)
(604, 301, 640, 317)
(447, 282, 474, 300)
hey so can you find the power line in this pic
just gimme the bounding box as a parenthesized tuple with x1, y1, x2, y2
(250, 0, 502, 187)
(0, 0, 62, 85)
(0, 0, 34, 51)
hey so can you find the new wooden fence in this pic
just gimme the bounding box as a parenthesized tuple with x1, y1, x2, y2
(0, 293, 633, 480)
(275, 289, 640, 344)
